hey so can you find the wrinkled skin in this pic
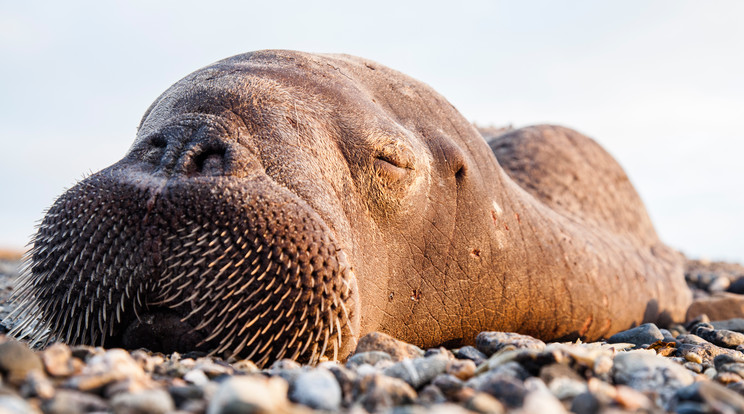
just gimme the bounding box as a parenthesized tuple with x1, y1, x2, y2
(8, 50, 692, 366)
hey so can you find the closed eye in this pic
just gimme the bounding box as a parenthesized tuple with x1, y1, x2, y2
(377, 153, 412, 169)
(374, 155, 411, 182)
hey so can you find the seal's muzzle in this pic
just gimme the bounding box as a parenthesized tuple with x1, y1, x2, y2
(10, 166, 358, 367)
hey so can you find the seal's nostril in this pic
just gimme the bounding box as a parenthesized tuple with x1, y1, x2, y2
(150, 135, 167, 149)
(193, 145, 227, 175)
(144, 134, 168, 165)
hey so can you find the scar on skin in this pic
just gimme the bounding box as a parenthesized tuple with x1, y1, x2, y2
(579, 315, 593, 337)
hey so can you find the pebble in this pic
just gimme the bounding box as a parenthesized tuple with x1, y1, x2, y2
(288, 368, 342, 411)
(547, 376, 588, 400)
(607, 323, 664, 348)
(268, 361, 303, 386)
(110, 389, 175, 414)
(194, 358, 234, 378)
(718, 362, 744, 377)
(0, 340, 44, 386)
(268, 358, 302, 371)
(539, 363, 587, 400)
(692, 323, 744, 348)
(516, 377, 567, 414)
(42, 389, 109, 413)
(570, 391, 601, 414)
(685, 314, 711, 329)
(592, 354, 613, 377)
(231, 359, 259, 373)
(206, 375, 289, 414)
(676, 335, 744, 365)
(539, 362, 584, 384)
(477, 360, 530, 382)
(0, 394, 38, 414)
(383, 354, 449, 389)
(683, 352, 703, 364)
(708, 275, 731, 292)
(469, 373, 527, 408)
(676, 380, 744, 412)
(346, 350, 392, 368)
(660, 328, 677, 342)
(80, 349, 146, 381)
(683, 361, 703, 373)
(407, 403, 473, 414)
(475, 332, 545, 356)
(20, 370, 54, 399)
(169, 384, 205, 407)
(675, 401, 708, 414)
(354, 332, 424, 361)
(614, 384, 654, 411)
(355, 372, 417, 412)
(586, 377, 617, 405)
(326, 364, 356, 406)
(431, 374, 464, 399)
(425, 347, 454, 359)
(714, 352, 744, 369)
(40, 343, 75, 377)
(69, 345, 100, 361)
(355, 363, 377, 377)
(726, 380, 744, 395)
(417, 383, 447, 405)
(446, 358, 476, 380)
(612, 350, 694, 408)
(183, 369, 210, 386)
(728, 277, 744, 294)
(711, 318, 744, 332)
(714, 371, 742, 384)
(464, 391, 504, 414)
(454, 346, 487, 366)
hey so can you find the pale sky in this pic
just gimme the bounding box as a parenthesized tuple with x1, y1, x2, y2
(1, 1, 742, 263)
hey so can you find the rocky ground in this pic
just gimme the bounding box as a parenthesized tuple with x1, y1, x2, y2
(1, 256, 744, 413)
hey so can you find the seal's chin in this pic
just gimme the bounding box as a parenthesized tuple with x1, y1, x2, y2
(9, 166, 359, 367)
(117, 309, 208, 353)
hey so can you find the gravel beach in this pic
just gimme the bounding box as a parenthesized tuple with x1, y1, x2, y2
(1, 256, 744, 413)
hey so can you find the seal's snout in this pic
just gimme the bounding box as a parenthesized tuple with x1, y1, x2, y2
(9, 164, 359, 367)
(139, 114, 251, 179)
(189, 144, 227, 176)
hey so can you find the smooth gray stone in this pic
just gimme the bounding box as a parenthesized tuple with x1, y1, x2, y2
(607, 323, 664, 348)
(475, 332, 545, 356)
(383, 354, 449, 389)
(288, 368, 342, 411)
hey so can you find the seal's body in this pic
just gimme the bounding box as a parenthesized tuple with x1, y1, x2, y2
(8, 51, 691, 366)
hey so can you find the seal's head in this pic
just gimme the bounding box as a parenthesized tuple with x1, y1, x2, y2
(9, 50, 472, 366)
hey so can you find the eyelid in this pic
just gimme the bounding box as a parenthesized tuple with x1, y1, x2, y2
(377, 144, 414, 170)
(373, 157, 409, 183)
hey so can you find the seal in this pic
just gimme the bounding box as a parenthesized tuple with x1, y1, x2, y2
(7, 50, 692, 367)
